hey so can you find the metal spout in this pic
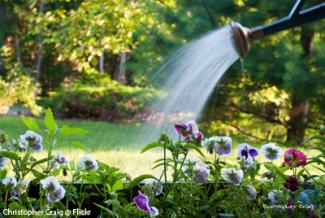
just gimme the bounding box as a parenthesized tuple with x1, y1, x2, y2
(230, 0, 325, 58)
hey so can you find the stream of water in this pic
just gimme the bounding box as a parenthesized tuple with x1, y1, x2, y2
(139, 25, 239, 143)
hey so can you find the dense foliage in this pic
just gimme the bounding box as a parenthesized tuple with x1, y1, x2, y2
(0, 110, 324, 217)
(0, 0, 324, 143)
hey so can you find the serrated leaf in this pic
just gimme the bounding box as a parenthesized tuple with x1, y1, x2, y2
(20, 116, 41, 132)
(141, 142, 162, 153)
(60, 126, 88, 135)
(44, 108, 57, 133)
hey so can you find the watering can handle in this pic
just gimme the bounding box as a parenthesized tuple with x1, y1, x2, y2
(251, 1, 325, 38)
(289, 0, 305, 18)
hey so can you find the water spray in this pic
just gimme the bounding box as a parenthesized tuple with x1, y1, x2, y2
(231, 0, 325, 58)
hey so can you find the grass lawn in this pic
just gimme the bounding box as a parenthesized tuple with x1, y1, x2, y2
(0, 115, 145, 149)
(0, 115, 322, 178)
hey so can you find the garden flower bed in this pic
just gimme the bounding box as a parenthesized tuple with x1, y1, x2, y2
(0, 109, 324, 217)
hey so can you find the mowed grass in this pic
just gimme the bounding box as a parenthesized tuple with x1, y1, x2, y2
(0, 115, 322, 178)
(0, 115, 145, 149)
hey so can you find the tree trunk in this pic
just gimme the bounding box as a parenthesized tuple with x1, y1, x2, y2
(114, 51, 127, 84)
(99, 53, 104, 73)
(35, 1, 44, 82)
(15, 34, 21, 64)
(286, 99, 310, 144)
(286, 29, 314, 144)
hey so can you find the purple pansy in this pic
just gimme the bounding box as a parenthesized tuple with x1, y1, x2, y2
(261, 143, 283, 160)
(50, 151, 67, 169)
(182, 157, 210, 183)
(203, 136, 232, 155)
(54, 151, 67, 164)
(133, 191, 159, 217)
(238, 143, 259, 165)
(40, 176, 65, 203)
(19, 130, 43, 152)
(192, 162, 210, 183)
(174, 120, 203, 143)
(77, 156, 98, 171)
(223, 168, 243, 184)
(11, 180, 30, 196)
(2, 177, 17, 187)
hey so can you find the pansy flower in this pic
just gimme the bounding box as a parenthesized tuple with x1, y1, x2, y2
(19, 130, 43, 152)
(223, 168, 244, 184)
(261, 143, 282, 160)
(50, 151, 67, 169)
(77, 156, 98, 171)
(183, 157, 210, 183)
(203, 136, 232, 155)
(174, 120, 203, 143)
(238, 143, 259, 165)
(11, 180, 30, 196)
(133, 191, 159, 217)
(284, 175, 300, 192)
(40, 176, 65, 202)
(284, 148, 307, 167)
(2, 177, 17, 187)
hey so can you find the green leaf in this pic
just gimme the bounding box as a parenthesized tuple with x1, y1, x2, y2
(112, 179, 124, 191)
(0, 169, 7, 178)
(302, 135, 325, 145)
(127, 174, 157, 189)
(31, 169, 46, 180)
(20, 116, 41, 132)
(93, 203, 115, 217)
(29, 157, 50, 170)
(60, 126, 88, 135)
(69, 160, 76, 170)
(141, 142, 162, 153)
(68, 141, 84, 149)
(0, 151, 19, 160)
(187, 143, 205, 157)
(264, 163, 287, 180)
(44, 108, 57, 133)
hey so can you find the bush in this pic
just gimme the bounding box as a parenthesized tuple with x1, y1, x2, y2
(40, 72, 160, 120)
(0, 110, 324, 217)
(0, 65, 42, 115)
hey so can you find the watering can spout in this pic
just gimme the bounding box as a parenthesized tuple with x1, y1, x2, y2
(230, 0, 325, 58)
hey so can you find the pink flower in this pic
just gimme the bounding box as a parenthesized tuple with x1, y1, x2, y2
(284, 148, 307, 167)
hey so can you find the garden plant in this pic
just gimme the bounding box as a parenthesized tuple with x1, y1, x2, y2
(0, 109, 324, 217)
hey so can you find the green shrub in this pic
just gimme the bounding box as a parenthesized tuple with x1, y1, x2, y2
(0, 65, 42, 115)
(40, 72, 161, 120)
